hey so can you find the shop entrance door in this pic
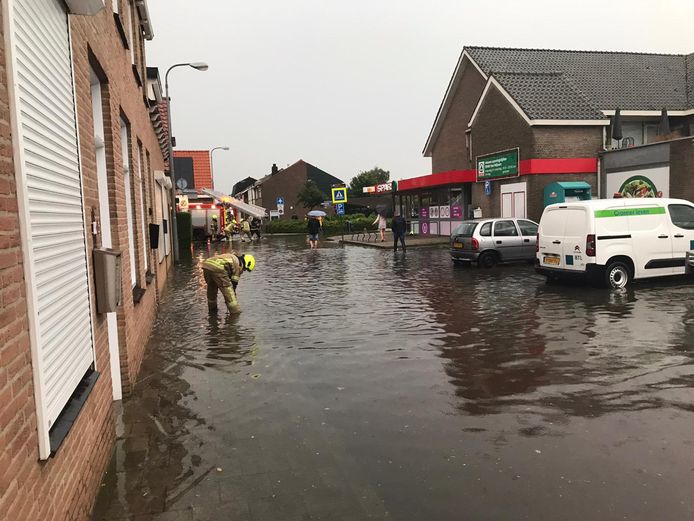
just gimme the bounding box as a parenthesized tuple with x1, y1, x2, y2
(501, 182, 527, 219)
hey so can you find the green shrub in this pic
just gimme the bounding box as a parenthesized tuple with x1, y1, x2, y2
(177, 212, 193, 248)
(265, 214, 383, 235)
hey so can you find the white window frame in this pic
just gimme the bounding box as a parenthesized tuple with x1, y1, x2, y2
(136, 143, 148, 272)
(127, 0, 135, 65)
(120, 119, 137, 287)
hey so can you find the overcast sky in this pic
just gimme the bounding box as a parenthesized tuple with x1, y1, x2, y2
(146, 0, 694, 194)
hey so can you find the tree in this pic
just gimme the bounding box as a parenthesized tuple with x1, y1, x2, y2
(296, 180, 326, 209)
(348, 167, 390, 195)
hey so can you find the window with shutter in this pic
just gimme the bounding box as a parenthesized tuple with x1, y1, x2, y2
(8, 0, 96, 458)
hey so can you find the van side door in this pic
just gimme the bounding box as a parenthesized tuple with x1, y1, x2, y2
(493, 220, 523, 261)
(667, 203, 694, 274)
(626, 205, 673, 278)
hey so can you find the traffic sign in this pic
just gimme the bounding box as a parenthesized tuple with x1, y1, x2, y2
(484, 180, 492, 196)
(277, 203, 285, 215)
(277, 196, 285, 205)
(331, 187, 348, 204)
(335, 203, 345, 215)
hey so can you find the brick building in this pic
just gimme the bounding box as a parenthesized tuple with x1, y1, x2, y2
(173, 149, 213, 192)
(236, 160, 344, 219)
(0, 1, 172, 520)
(400, 46, 694, 234)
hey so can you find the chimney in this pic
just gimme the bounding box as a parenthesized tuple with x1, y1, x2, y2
(271, 163, 278, 175)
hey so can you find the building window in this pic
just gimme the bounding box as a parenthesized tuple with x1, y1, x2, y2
(465, 130, 473, 162)
(136, 142, 149, 273)
(127, 1, 135, 65)
(120, 118, 138, 287)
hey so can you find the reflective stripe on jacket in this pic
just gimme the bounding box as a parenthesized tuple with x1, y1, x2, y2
(202, 254, 243, 284)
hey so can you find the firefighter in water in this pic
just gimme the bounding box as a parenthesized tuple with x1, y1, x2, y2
(201, 253, 256, 313)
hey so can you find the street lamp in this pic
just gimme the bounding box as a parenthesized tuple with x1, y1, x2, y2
(164, 61, 209, 262)
(210, 146, 229, 187)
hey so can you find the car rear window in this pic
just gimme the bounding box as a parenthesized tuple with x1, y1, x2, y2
(453, 222, 478, 237)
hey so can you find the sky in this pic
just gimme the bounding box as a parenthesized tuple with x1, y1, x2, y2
(146, 0, 694, 194)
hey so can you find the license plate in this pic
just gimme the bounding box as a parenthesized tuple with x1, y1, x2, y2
(453, 242, 464, 249)
(543, 255, 560, 266)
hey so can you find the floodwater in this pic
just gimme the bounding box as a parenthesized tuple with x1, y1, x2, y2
(93, 236, 694, 521)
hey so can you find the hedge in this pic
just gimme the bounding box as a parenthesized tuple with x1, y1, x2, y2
(177, 211, 193, 249)
(265, 214, 387, 235)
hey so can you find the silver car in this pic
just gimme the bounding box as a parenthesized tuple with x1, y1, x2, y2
(450, 218, 539, 267)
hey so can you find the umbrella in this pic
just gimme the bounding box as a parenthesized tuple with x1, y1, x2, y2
(658, 107, 670, 135)
(375, 204, 392, 217)
(307, 210, 327, 217)
(611, 108, 623, 142)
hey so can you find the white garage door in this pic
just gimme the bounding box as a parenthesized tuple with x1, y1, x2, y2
(11, 0, 94, 434)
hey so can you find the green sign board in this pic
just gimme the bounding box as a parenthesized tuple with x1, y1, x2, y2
(476, 148, 519, 181)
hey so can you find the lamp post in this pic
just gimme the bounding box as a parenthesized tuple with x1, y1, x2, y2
(164, 61, 208, 262)
(209, 146, 229, 188)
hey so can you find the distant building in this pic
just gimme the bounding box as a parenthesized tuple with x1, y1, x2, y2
(401, 46, 694, 235)
(237, 160, 344, 219)
(173, 150, 214, 191)
(231, 176, 257, 197)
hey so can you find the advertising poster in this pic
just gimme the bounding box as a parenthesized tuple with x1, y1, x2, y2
(606, 166, 669, 199)
(451, 205, 462, 218)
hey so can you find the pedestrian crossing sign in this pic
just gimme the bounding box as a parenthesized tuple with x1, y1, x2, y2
(331, 187, 348, 204)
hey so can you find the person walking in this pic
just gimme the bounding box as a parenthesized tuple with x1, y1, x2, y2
(239, 217, 252, 242)
(201, 252, 256, 313)
(373, 213, 387, 242)
(392, 211, 407, 252)
(250, 216, 262, 240)
(307, 216, 321, 249)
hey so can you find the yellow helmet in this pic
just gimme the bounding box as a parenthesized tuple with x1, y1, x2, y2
(242, 254, 256, 271)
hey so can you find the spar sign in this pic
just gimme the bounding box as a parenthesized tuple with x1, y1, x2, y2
(362, 182, 393, 194)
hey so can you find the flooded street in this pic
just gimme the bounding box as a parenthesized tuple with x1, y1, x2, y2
(93, 237, 694, 521)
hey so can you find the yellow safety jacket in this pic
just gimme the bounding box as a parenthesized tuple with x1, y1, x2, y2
(202, 254, 242, 285)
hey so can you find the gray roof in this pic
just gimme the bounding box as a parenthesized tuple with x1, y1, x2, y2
(492, 71, 604, 120)
(466, 47, 693, 116)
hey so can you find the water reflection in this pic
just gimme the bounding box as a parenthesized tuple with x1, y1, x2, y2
(93, 237, 694, 521)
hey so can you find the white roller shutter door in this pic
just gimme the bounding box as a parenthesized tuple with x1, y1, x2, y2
(11, 0, 95, 430)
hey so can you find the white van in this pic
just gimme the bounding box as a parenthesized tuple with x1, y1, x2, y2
(536, 198, 694, 288)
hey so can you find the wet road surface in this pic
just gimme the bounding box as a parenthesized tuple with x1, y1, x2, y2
(92, 237, 694, 521)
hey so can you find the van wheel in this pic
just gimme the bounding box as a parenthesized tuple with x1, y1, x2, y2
(604, 261, 631, 289)
(478, 252, 498, 268)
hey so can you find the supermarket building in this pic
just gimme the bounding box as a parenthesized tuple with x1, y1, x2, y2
(399, 46, 694, 235)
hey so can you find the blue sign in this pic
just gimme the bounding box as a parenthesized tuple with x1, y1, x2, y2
(484, 180, 492, 196)
(336, 203, 345, 215)
(277, 197, 285, 205)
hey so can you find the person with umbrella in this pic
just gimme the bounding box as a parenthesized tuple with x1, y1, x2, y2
(373, 211, 387, 242)
(307, 210, 325, 249)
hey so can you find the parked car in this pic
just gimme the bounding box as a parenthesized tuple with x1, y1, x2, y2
(536, 198, 694, 288)
(450, 218, 539, 267)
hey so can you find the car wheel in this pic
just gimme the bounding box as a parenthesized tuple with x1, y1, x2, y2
(604, 261, 631, 289)
(478, 251, 498, 268)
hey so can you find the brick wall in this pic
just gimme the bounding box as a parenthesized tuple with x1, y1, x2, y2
(431, 60, 486, 173)
(533, 126, 603, 158)
(260, 161, 310, 219)
(0, 5, 171, 521)
(669, 138, 694, 202)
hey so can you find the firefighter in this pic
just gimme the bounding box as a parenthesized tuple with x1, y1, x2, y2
(201, 253, 256, 313)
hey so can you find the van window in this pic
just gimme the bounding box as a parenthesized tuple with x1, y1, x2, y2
(540, 209, 565, 237)
(479, 222, 492, 236)
(494, 220, 518, 237)
(669, 204, 694, 230)
(517, 220, 538, 236)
